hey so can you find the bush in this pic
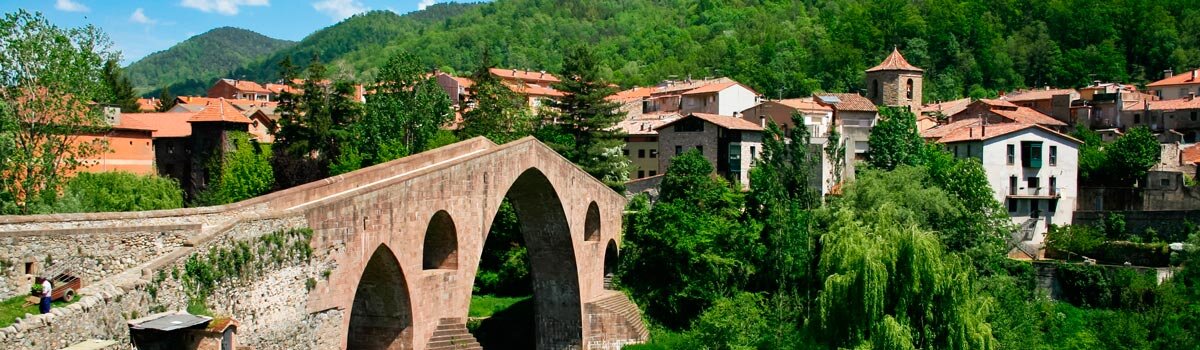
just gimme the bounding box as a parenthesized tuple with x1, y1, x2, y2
(50, 172, 183, 213)
(195, 132, 274, 206)
(1054, 263, 1161, 310)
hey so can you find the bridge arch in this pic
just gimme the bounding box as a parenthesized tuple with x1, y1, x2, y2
(584, 201, 601, 242)
(422, 210, 458, 270)
(347, 244, 414, 350)
(484, 167, 583, 349)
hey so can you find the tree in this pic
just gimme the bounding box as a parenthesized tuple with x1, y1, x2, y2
(546, 45, 631, 190)
(333, 52, 453, 174)
(272, 55, 363, 187)
(1071, 123, 1106, 184)
(619, 150, 762, 328)
(101, 59, 140, 112)
(0, 10, 115, 214)
(155, 85, 175, 112)
(50, 172, 183, 213)
(1104, 126, 1160, 186)
(196, 132, 274, 205)
(867, 106, 924, 170)
(459, 59, 534, 144)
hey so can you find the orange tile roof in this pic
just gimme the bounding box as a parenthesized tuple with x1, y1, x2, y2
(866, 48, 923, 72)
(681, 81, 738, 95)
(1147, 97, 1200, 110)
(616, 113, 682, 135)
(136, 98, 159, 112)
(220, 79, 271, 93)
(1147, 69, 1200, 87)
(775, 98, 832, 111)
(920, 118, 982, 140)
(1182, 144, 1200, 165)
(936, 122, 1080, 144)
(657, 112, 763, 131)
(1001, 88, 1077, 102)
(113, 115, 156, 131)
(264, 83, 297, 95)
(992, 107, 1066, 126)
(923, 98, 971, 117)
(188, 99, 252, 124)
(504, 82, 565, 97)
(489, 68, 561, 83)
(979, 98, 1019, 108)
(122, 112, 194, 138)
(608, 86, 653, 101)
(817, 93, 877, 112)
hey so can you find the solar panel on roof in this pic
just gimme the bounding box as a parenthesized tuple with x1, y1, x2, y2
(818, 95, 841, 104)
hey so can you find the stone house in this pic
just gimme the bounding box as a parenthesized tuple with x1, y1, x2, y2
(948, 99, 1069, 132)
(1000, 88, 1079, 124)
(616, 113, 680, 180)
(655, 113, 763, 187)
(923, 122, 1081, 259)
(1148, 68, 1200, 100)
(1078, 83, 1157, 130)
(124, 99, 254, 197)
(815, 93, 877, 161)
(1143, 96, 1200, 143)
(739, 98, 833, 137)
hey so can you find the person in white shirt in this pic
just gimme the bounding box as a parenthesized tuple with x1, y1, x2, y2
(38, 277, 52, 314)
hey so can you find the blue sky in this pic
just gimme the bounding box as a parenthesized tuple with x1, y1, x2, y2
(3, 0, 456, 65)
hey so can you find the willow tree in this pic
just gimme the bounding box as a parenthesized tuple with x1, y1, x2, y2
(0, 10, 115, 213)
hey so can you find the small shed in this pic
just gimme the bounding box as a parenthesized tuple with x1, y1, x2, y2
(129, 311, 241, 350)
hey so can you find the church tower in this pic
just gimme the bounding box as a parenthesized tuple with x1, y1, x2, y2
(865, 48, 923, 112)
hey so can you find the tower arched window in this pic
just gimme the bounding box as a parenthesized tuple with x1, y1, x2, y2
(871, 79, 879, 99)
(906, 79, 914, 100)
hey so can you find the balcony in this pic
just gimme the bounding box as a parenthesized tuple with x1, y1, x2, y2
(1007, 186, 1060, 199)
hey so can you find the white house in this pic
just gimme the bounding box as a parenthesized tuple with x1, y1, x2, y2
(679, 81, 760, 117)
(924, 121, 1081, 259)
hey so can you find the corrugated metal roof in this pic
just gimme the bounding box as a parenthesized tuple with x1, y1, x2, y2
(129, 312, 211, 331)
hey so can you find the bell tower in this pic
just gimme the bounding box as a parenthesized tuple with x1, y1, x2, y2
(865, 48, 924, 112)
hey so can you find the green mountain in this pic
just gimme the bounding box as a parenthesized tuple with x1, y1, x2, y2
(150, 0, 1200, 102)
(125, 27, 295, 95)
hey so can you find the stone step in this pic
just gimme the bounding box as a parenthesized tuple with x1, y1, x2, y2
(425, 318, 483, 350)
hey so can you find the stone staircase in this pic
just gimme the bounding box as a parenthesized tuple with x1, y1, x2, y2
(585, 291, 649, 348)
(426, 318, 483, 350)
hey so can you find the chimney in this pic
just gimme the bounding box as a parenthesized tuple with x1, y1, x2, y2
(1192, 70, 1198, 81)
(103, 106, 120, 126)
(1165, 68, 1174, 79)
(760, 116, 766, 127)
(1190, 92, 1196, 101)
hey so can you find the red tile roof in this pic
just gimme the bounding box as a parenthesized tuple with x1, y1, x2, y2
(188, 99, 252, 124)
(489, 68, 561, 83)
(681, 81, 738, 95)
(1147, 97, 1200, 110)
(264, 83, 297, 95)
(866, 48, 923, 72)
(1001, 88, 1077, 102)
(220, 79, 271, 93)
(1147, 69, 1200, 87)
(1182, 144, 1200, 165)
(608, 86, 653, 101)
(920, 118, 982, 140)
(817, 93, 878, 112)
(657, 112, 763, 131)
(935, 122, 1080, 144)
(616, 113, 682, 135)
(991, 107, 1066, 126)
(505, 82, 565, 97)
(775, 98, 832, 111)
(922, 98, 971, 117)
(979, 98, 1019, 109)
(122, 112, 194, 138)
(136, 98, 159, 112)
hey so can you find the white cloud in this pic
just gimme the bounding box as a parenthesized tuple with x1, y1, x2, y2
(55, 0, 89, 12)
(130, 8, 158, 25)
(180, 0, 270, 16)
(313, 0, 369, 21)
(418, 0, 436, 10)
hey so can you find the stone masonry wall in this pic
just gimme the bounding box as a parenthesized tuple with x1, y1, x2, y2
(0, 224, 197, 300)
(0, 215, 344, 350)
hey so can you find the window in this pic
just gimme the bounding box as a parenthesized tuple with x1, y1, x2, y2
(696, 145, 703, 155)
(906, 79, 914, 100)
(1049, 176, 1057, 196)
(729, 144, 742, 175)
(622, 149, 629, 156)
(1049, 199, 1058, 212)
(1008, 198, 1017, 212)
(1009, 176, 1018, 195)
(675, 145, 683, 155)
(649, 170, 657, 176)
(1020, 141, 1043, 168)
(750, 146, 756, 159)
(1027, 176, 1039, 189)
(1182, 88, 1190, 97)
(1162, 178, 1171, 187)
(954, 145, 960, 157)
(1134, 114, 1141, 124)
(1049, 146, 1058, 166)
(674, 118, 704, 132)
(637, 170, 645, 178)
(1031, 201, 1041, 219)
(650, 149, 658, 158)
(1006, 144, 1015, 165)
(1192, 111, 1197, 122)
(871, 79, 879, 99)
(638, 149, 646, 158)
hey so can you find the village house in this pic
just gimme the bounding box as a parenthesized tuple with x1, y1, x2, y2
(1148, 68, 1200, 100)
(1000, 87, 1079, 124)
(489, 68, 565, 114)
(921, 98, 971, 131)
(922, 121, 1081, 259)
(74, 106, 158, 175)
(1141, 95, 1200, 143)
(815, 93, 877, 161)
(170, 96, 278, 142)
(616, 114, 680, 180)
(946, 99, 1069, 132)
(136, 97, 160, 112)
(124, 98, 255, 196)
(207, 78, 272, 101)
(612, 77, 761, 120)
(739, 98, 833, 137)
(435, 72, 473, 107)
(655, 113, 763, 187)
(1077, 82, 1157, 129)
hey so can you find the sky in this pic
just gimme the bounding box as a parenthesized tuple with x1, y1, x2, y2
(2, 0, 457, 65)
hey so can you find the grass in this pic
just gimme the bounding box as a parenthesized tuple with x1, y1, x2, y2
(0, 295, 77, 328)
(468, 294, 530, 318)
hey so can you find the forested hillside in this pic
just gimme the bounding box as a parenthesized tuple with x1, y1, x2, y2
(125, 27, 294, 94)
(136, 0, 1200, 101)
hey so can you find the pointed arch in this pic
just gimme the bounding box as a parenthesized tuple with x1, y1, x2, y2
(422, 210, 458, 270)
(347, 244, 413, 350)
(584, 201, 601, 242)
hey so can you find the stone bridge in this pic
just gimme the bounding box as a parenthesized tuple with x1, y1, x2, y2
(0, 137, 648, 350)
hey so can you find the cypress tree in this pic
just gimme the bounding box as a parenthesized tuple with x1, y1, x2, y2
(547, 45, 631, 191)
